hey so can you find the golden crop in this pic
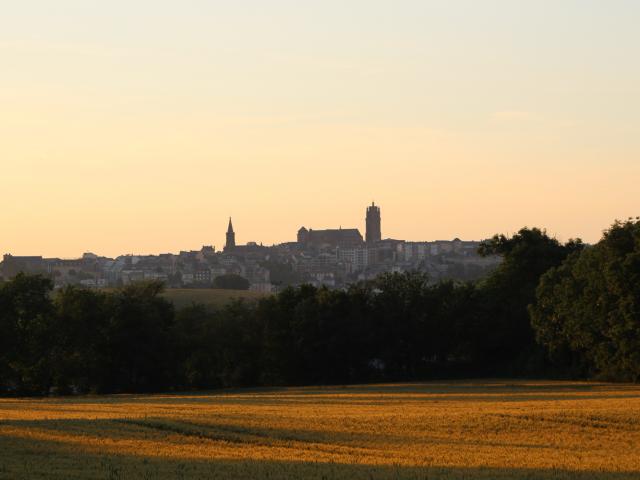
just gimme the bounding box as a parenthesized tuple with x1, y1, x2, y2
(1, 381, 639, 479)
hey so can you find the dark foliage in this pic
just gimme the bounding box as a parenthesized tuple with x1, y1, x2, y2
(0, 274, 55, 395)
(530, 219, 640, 381)
(475, 228, 584, 372)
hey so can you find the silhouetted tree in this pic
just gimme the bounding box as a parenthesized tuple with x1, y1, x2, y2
(51, 286, 109, 393)
(475, 228, 583, 372)
(531, 219, 640, 381)
(0, 274, 55, 394)
(215, 300, 262, 387)
(101, 281, 176, 392)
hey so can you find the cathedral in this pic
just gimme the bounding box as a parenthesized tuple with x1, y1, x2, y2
(296, 202, 382, 248)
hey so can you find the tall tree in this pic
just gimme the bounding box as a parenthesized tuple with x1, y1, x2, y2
(102, 281, 176, 392)
(531, 219, 640, 381)
(51, 286, 109, 393)
(0, 274, 55, 394)
(476, 228, 583, 371)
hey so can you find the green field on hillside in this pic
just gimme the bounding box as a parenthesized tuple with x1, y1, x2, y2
(161, 288, 268, 309)
(2, 381, 640, 479)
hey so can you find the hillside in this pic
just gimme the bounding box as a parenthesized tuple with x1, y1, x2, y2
(161, 288, 268, 309)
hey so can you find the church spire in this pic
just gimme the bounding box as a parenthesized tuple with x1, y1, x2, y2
(225, 217, 236, 251)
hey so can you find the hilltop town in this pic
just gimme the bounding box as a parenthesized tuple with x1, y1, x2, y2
(1, 203, 500, 291)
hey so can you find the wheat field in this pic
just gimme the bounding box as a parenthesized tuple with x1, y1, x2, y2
(1, 381, 639, 479)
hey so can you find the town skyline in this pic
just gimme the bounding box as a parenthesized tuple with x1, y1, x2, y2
(1, 201, 502, 291)
(1, 198, 612, 259)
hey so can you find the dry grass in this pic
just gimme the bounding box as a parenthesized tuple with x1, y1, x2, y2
(161, 288, 267, 309)
(1, 380, 640, 479)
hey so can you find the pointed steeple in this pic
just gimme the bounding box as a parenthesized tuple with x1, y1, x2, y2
(225, 217, 236, 251)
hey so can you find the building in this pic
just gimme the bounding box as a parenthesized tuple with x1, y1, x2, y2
(194, 269, 212, 283)
(365, 202, 381, 243)
(337, 246, 377, 271)
(1, 254, 45, 277)
(224, 217, 236, 251)
(297, 227, 363, 248)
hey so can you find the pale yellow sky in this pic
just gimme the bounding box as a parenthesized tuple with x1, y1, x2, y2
(1, 1, 639, 257)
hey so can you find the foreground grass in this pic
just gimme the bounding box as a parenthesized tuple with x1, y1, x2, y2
(1, 381, 640, 479)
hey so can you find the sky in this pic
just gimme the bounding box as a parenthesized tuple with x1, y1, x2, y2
(2, 1, 639, 258)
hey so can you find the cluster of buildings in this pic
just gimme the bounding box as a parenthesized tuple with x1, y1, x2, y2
(1, 203, 501, 291)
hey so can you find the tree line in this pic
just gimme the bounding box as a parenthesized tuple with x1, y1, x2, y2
(1, 219, 639, 395)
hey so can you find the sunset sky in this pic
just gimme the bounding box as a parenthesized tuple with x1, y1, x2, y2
(2, 1, 639, 258)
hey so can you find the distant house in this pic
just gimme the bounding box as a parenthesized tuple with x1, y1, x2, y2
(194, 269, 211, 283)
(79, 278, 107, 288)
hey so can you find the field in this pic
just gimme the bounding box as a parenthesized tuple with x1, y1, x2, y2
(1, 381, 640, 479)
(161, 288, 267, 309)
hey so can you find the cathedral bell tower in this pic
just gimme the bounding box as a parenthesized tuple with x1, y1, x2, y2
(365, 202, 381, 243)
